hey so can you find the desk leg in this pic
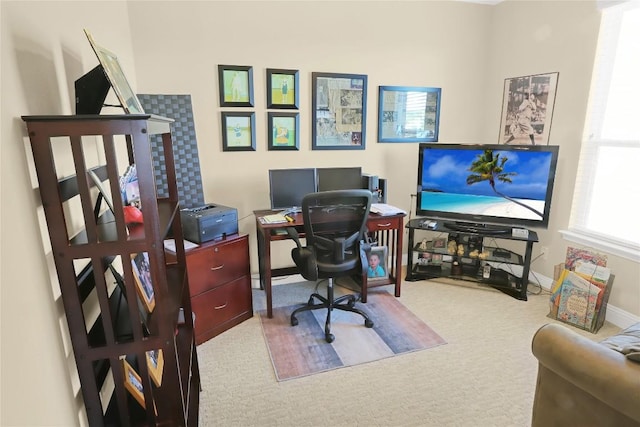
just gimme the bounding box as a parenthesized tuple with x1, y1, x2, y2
(394, 218, 403, 297)
(519, 241, 534, 301)
(256, 225, 274, 318)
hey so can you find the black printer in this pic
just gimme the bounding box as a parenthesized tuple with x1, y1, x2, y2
(180, 203, 238, 243)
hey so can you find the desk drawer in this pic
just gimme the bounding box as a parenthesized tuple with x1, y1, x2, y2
(367, 216, 402, 232)
(186, 235, 249, 296)
(192, 275, 252, 344)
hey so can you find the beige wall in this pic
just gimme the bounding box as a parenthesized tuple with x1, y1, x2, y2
(126, 0, 492, 268)
(485, 0, 640, 319)
(1, 1, 638, 425)
(1, 2, 136, 425)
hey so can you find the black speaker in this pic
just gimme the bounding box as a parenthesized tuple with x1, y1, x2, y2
(361, 173, 379, 192)
(378, 178, 387, 203)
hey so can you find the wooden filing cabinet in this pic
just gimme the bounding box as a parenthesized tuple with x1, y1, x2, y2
(186, 234, 253, 345)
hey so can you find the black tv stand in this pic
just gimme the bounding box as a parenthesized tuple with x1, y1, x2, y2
(443, 221, 512, 235)
(406, 218, 539, 301)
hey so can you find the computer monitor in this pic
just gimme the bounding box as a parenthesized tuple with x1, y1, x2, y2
(269, 168, 318, 212)
(316, 167, 362, 192)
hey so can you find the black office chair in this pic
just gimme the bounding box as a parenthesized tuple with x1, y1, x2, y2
(286, 189, 374, 343)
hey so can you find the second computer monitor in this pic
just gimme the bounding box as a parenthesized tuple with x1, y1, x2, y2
(269, 168, 318, 212)
(316, 167, 362, 192)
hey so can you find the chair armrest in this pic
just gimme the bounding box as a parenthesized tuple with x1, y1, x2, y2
(532, 323, 640, 423)
(286, 227, 302, 249)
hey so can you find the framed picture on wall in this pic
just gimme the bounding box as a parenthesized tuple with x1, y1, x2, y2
(221, 112, 256, 151)
(268, 112, 299, 151)
(218, 64, 254, 107)
(266, 68, 299, 109)
(498, 72, 559, 145)
(311, 72, 367, 150)
(378, 86, 441, 143)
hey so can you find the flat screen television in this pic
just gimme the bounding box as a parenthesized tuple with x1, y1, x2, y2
(416, 143, 559, 232)
(316, 167, 362, 192)
(269, 168, 318, 212)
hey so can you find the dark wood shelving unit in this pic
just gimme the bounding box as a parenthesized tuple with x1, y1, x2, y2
(23, 114, 200, 426)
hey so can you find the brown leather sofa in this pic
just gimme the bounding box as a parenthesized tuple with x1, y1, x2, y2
(531, 323, 640, 427)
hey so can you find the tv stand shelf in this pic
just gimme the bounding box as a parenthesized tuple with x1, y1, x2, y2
(405, 218, 538, 300)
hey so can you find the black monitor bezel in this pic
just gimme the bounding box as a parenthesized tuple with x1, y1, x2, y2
(416, 143, 559, 229)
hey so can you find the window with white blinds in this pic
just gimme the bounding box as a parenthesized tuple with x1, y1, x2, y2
(562, 1, 640, 262)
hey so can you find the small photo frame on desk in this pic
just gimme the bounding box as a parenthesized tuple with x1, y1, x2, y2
(366, 246, 388, 282)
(312, 72, 367, 150)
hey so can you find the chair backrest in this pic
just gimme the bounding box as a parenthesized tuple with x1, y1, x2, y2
(301, 189, 372, 273)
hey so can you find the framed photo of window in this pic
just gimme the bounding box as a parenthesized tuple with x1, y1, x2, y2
(131, 252, 155, 313)
(312, 72, 367, 150)
(267, 68, 299, 109)
(268, 112, 299, 151)
(499, 72, 559, 145)
(378, 86, 441, 142)
(221, 112, 256, 152)
(366, 246, 388, 282)
(218, 64, 254, 107)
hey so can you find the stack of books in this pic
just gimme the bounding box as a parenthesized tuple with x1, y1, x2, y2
(549, 247, 614, 333)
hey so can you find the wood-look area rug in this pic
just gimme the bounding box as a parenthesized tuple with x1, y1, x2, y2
(258, 290, 447, 381)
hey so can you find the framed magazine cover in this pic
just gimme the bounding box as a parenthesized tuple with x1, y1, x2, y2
(499, 72, 559, 145)
(312, 72, 367, 150)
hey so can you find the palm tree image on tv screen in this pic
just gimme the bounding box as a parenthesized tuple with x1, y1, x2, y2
(466, 149, 543, 219)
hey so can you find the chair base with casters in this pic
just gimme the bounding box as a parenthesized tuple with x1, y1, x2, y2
(290, 277, 374, 343)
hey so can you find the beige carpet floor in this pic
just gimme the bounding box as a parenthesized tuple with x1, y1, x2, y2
(197, 277, 621, 426)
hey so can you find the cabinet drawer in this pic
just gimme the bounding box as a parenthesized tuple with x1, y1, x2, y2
(186, 236, 249, 296)
(191, 275, 252, 343)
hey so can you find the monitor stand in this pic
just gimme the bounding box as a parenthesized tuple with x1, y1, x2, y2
(279, 206, 301, 215)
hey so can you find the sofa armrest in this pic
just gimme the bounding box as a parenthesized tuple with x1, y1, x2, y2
(531, 323, 640, 424)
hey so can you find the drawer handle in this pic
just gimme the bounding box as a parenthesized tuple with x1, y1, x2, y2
(214, 302, 228, 310)
(210, 264, 224, 271)
(376, 223, 392, 228)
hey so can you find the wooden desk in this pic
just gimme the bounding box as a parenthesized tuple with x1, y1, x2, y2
(254, 209, 405, 318)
